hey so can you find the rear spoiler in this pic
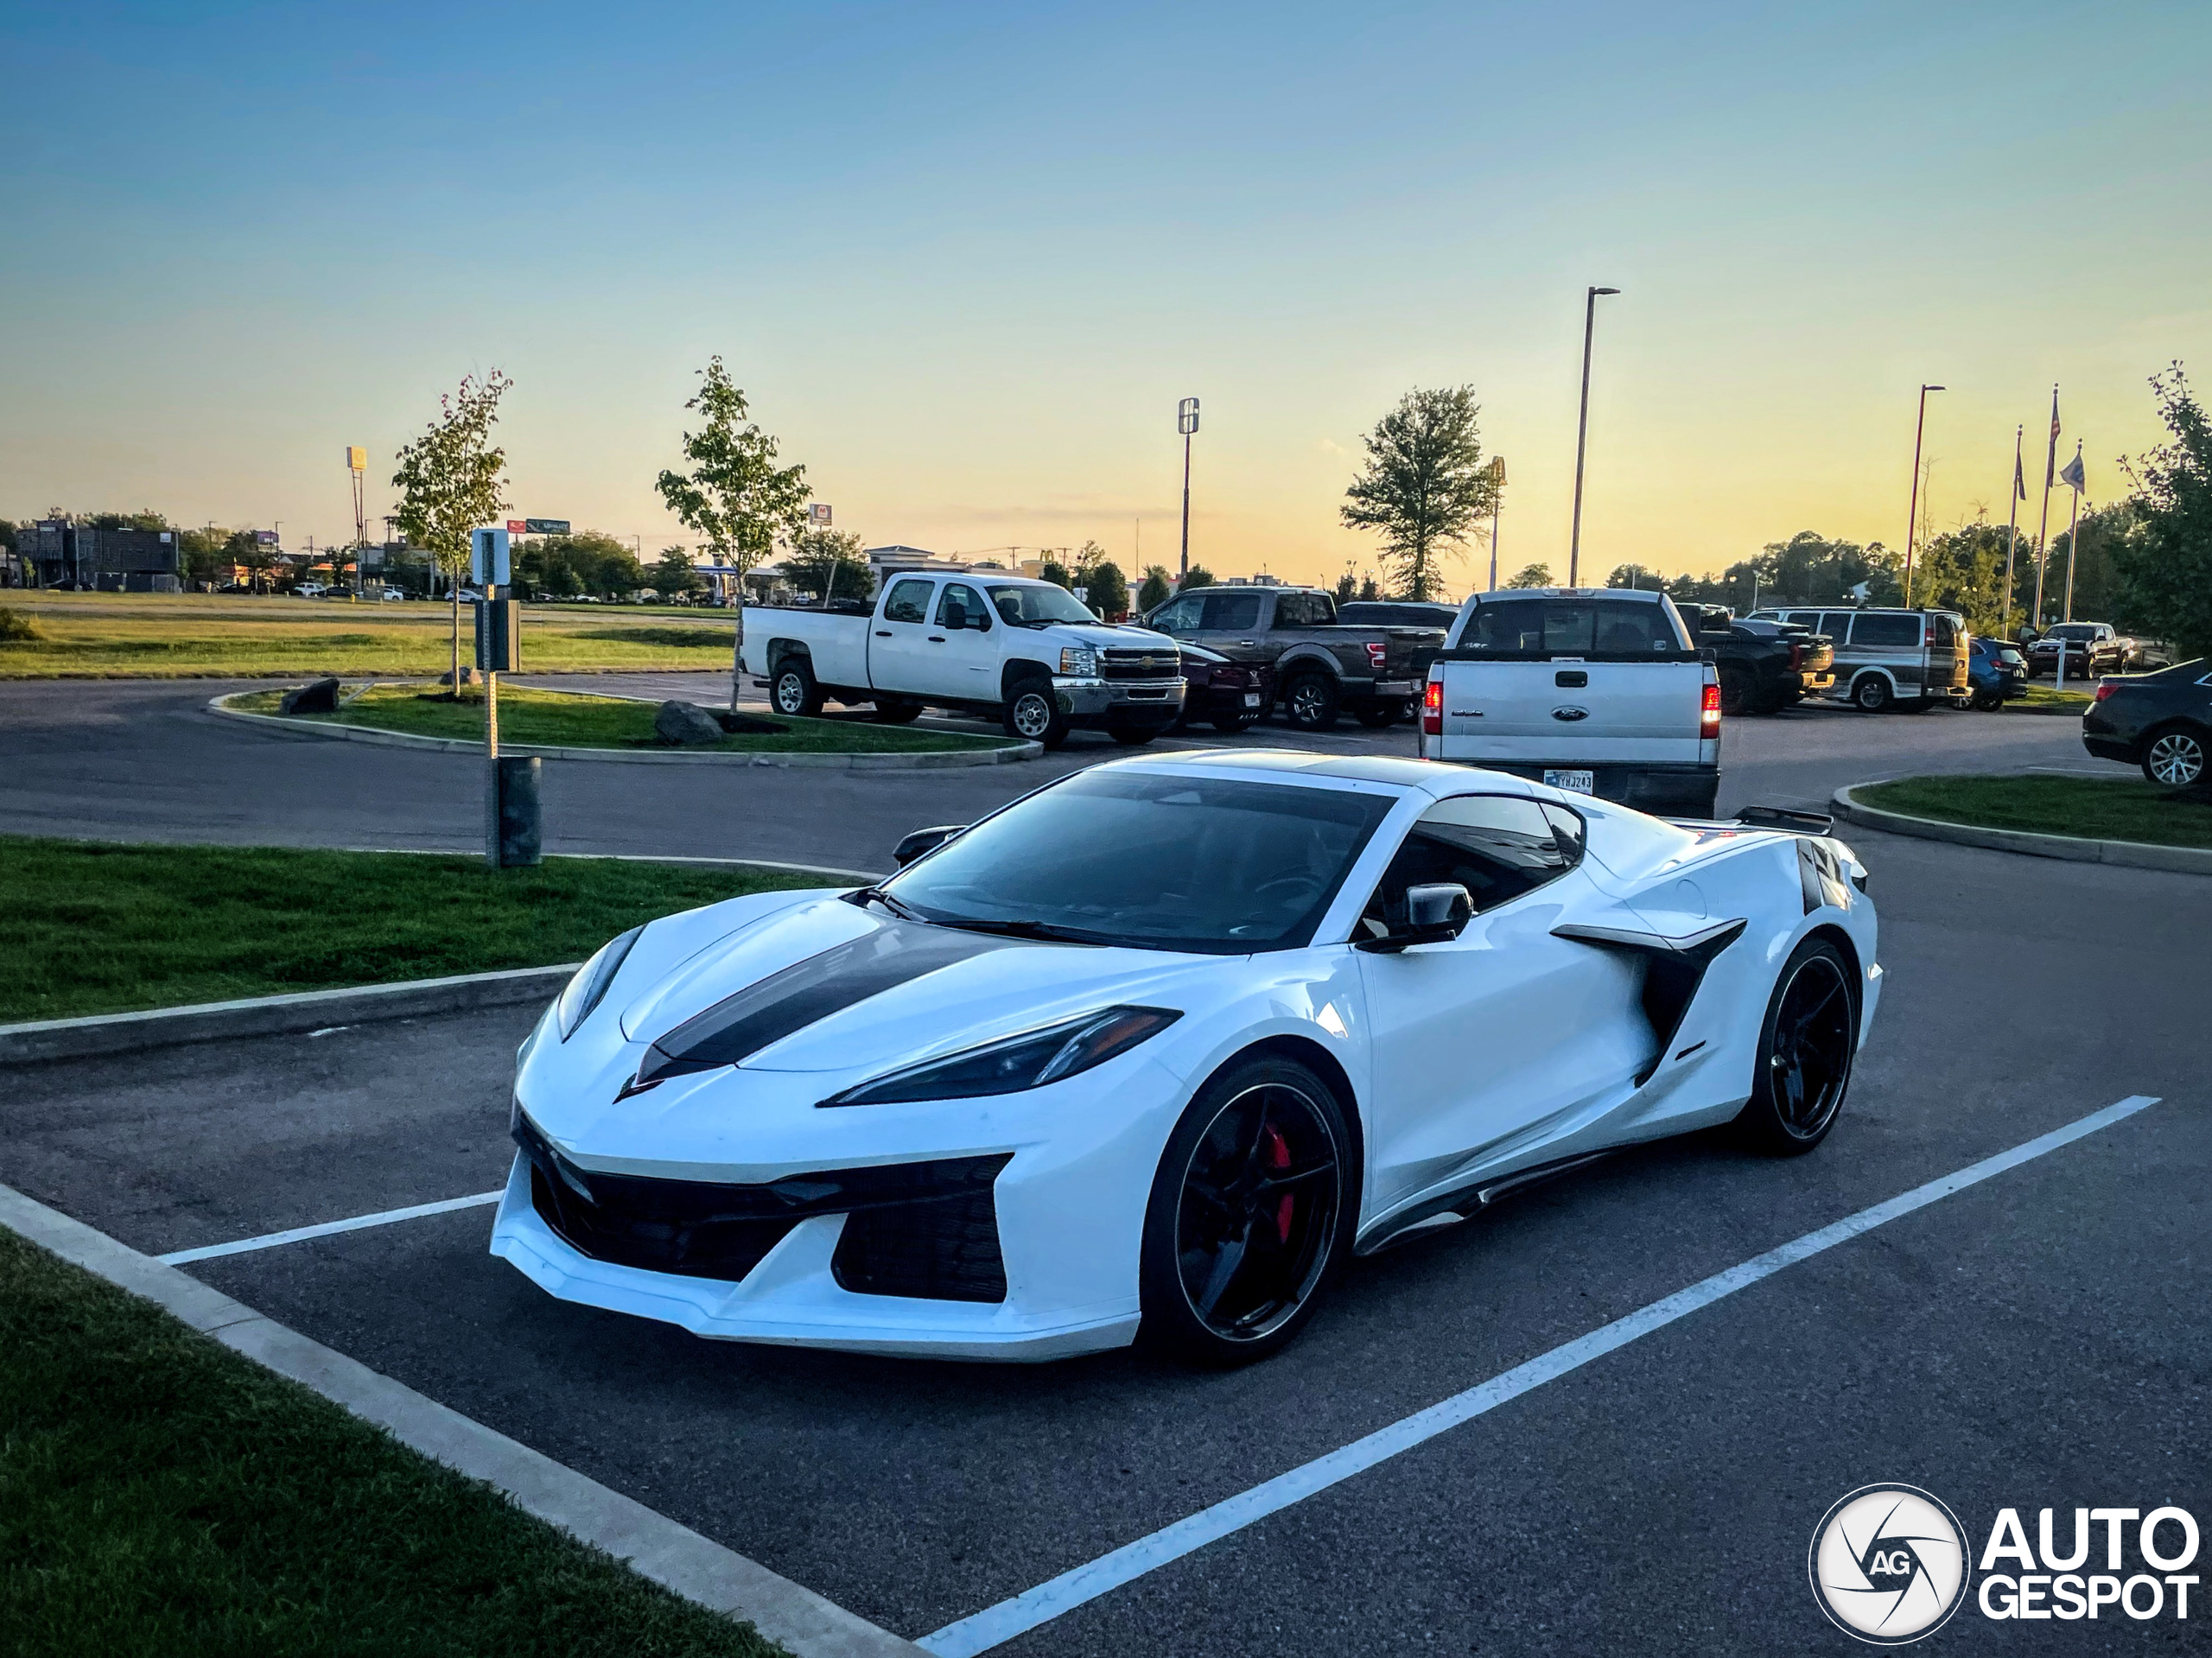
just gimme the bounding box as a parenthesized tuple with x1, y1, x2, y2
(1733, 804, 1834, 835)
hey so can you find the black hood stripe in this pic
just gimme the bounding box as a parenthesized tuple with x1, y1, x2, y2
(632, 918, 1035, 1088)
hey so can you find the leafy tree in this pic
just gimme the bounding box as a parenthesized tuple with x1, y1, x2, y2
(2115, 365, 2212, 660)
(1606, 563, 1662, 590)
(1504, 562, 1553, 589)
(1910, 519, 2019, 635)
(1333, 569, 1358, 605)
(2039, 502, 2139, 631)
(1340, 386, 1499, 602)
(391, 370, 513, 688)
(1136, 564, 1173, 613)
(1179, 566, 1215, 591)
(655, 357, 810, 707)
(782, 527, 873, 603)
(233, 530, 281, 593)
(1039, 557, 1073, 591)
(83, 510, 171, 531)
(1357, 574, 1380, 603)
(1078, 557, 1128, 619)
(177, 527, 229, 588)
(650, 547, 707, 600)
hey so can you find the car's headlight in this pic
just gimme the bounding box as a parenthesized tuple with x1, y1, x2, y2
(817, 1006, 1180, 1108)
(1058, 645, 1098, 677)
(556, 925, 643, 1040)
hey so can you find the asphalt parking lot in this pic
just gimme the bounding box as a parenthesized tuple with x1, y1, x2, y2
(4, 813, 2203, 1654)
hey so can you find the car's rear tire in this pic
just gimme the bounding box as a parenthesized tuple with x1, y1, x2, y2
(772, 659, 823, 719)
(1284, 674, 1341, 732)
(1138, 1056, 1354, 1366)
(872, 698, 924, 724)
(1001, 679, 1070, 750)
(1735, 935, 1858, 1156)
(1850, 674, 1892, 713)
(1718, 667, 1755, 717)
(1972, 688, 2003, 711)
(2143, 725, 2208, 789)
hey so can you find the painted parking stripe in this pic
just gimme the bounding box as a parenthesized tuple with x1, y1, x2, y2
(920, 1095, 2161, 1657)
(156, 1190, 505, 1265)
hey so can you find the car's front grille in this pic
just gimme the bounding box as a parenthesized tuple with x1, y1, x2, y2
(516, 1109, 1011, 1295)
(1101, 649, 1180, 681)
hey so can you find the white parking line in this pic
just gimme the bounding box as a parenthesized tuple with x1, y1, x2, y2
(920, 1095, 2161, 1657)
(156, 1190, 505, 1266)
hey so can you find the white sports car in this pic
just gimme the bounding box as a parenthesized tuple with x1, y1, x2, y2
(492, 753, 1878, 1363)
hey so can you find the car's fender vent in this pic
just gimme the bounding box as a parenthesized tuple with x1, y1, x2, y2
(832, 1180, 1008, 1303)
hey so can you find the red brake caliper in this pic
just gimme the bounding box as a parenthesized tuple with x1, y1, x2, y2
(1263, 1124, 1294, 1243)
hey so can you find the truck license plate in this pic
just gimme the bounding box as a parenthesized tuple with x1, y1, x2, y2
(1543, 769, 1596, 794)
(1243, 693, 1261, 707)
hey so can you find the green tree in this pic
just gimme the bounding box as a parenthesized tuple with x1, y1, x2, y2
(391, 370, 514, 689)
(2115, 366, 2212, 660)
(655, 357, 810, 708)
(1136, 564, 1173, 613)
(1606, 563, 1662, 590)
(1357, 574, 1380, 602)
(177, 527, 228, 588)
(233, 530, 280, 593)
(1079, 557, 1128, 619)
(1504, 562, 1553, 589)
(783, 527, 872, 603)
(1340, 386, 1498, 602)
(1333, 569, 1358, 605)
(648, 547, 707, 601)
(1179, 566, 1215, 591)
(2040, 501, 2139, 631)
(1039, 557, 1073, 591)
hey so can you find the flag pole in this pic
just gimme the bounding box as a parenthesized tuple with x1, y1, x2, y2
(1999, 425, 2023, 640)
(2029, 384, 2058, 632)
(2062, 440, 2083, 624)
(1903, 384, 1942, 608)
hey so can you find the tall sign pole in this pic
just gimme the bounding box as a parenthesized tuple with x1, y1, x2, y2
(2030, 385, 2059, 632)
(1901, 384, 1944, 608)
(1567, 286, 1619, 588)
(346, 446, 368, 594)
(1999, 424, 2024, 639)
(472, 528, 513, 867)
(1177, 397, 1199, 581)
(1487, 455, 1505, 591)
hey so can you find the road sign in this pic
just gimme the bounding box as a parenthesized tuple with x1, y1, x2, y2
(254, 530, 279, 546)
(1179, 397, 1200, 436)
(809, 504, 832, 525)
(524, 518, 570, 535)
(471, 527, 512, 586)
(505, 518, 528, 535)
(346, 445, 367, 473)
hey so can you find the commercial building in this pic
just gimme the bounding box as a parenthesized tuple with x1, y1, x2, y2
(21, 520, 181, 591)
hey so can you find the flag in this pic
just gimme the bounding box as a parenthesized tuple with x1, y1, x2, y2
(2044, 386, 2061, 487)
(2013, 441, 2026, 501)
(2058, 448, 2086, 492)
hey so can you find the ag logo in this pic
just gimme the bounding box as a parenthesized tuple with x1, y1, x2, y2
(1809, 1485, 1971, 1644)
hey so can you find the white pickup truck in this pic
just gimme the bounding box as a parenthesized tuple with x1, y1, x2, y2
(740, 573, 1185, 750)
(1418, 587, 1723, 816)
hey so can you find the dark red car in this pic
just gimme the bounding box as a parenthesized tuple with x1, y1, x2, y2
(1173, 641, 1274, 734)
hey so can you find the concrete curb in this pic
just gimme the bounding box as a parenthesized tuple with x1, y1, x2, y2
(1831, 784, 2212, 876)
(0, 1182, 925, 1658)
(207, 692, 1041, 770)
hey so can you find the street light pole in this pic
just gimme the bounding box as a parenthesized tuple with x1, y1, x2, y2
(1487, 456, 1505, 591)
(1177, 397, 1199, 581)
(1901, 384, 1944, 607)
(1567, 286, 1619, 588)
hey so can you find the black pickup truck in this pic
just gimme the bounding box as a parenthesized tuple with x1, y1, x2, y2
(1691, 607, 1837, 715)
(1142, 586, 1445, 729)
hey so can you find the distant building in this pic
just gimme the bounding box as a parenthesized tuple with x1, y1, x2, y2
(22, 519, 181, 591)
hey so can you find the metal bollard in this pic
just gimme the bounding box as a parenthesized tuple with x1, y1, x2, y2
(494, 754, 543, 867)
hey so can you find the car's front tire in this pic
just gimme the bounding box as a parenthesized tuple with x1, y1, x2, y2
(1138, 1056, 1353, 1366)
(1735, 935, 1859, 1155)
(2143, 725, 2208, 789)
(1001, 679, 1070, 749)
(772, 659, 823, 718)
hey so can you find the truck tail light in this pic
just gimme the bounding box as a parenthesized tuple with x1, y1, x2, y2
(1422, 677, 1443, 736)
(1701, 682, 1722, 735)
(1789, 641, 1804, 672)
(2094, 681, 2117, 702)
(1365, 641, 1389, 672)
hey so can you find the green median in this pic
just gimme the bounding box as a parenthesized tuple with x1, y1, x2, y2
(0, 1229, 781, 1658)
(1854, 774, 2212, 850)
(231, 683, 1012, 754)
(0, 838, 841, 1024)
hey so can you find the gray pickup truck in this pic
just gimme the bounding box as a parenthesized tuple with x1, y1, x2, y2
(1141, 585, 1445, 729)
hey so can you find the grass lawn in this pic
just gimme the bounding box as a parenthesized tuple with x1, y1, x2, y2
(230, 683, 1011, 753)
(0, 591, 738, 678)
(2005, 682, 2094, 716)
(0, 838, 840, 1024)
(0, 1230, 781, 1658)
(1855, 774, 2212, 849)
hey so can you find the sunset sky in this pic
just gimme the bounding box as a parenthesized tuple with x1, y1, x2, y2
(3, 2, 2207, 590)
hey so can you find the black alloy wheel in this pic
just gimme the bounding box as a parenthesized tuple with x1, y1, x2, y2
(1001, 682, 1069, 749)
(773, 661, 823, 718)
(1140, 1058, 1351, 1364)
(2144, 727, 2207, 789)
(1851, 674, 1892, 713)
(1718, 667, 1755, 717)
(1285, 674, 1342, 732)
(1737, 936, 1858, 1154)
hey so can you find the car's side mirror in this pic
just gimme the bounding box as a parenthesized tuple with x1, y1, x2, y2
(892, 824, 967, 867)
(941, 604, 966, 630)
(1354, 883, 1474, 953)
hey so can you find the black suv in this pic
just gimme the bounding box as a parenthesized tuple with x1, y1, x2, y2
(2082, 659, 2211, 787)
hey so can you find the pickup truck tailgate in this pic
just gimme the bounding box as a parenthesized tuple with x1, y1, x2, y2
(1436, 658, 1708, 760)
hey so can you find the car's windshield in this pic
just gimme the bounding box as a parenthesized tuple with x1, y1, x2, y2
(882, 770, 1398, 953)
(2049, 624, 2097, 640)
(990, 584, 1096, 626)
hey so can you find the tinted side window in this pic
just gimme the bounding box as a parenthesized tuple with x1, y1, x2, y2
(1151, 595, 1205, 632)
(1203, 592, 1263, 631)
(1818, 613, 1853, 638)
(1851, 613, 1920, 649)
(1461, 598, 1683, 654)
(1359, 796, 1573, 937)
(882, 578, 933, 625)
(1274, 593, 1332, 628)
(1785, 611, 1822, 629)
(937, 583, 988, 629)
(1929, 613, 1956, 645)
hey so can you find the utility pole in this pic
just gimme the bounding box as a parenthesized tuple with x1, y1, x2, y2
(1487, 455, 1505, 591)
(1567, 287, 1619, 588)
(1177, 397, 1199, 581)
(1901, 384, 1944, 607)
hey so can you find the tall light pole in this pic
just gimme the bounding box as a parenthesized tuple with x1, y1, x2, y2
(1900, 384, 1944, 607)
(1177, 397, 1199, 581)
(1567, 286, 1619, 588)
(1486, 455, 1505, 591)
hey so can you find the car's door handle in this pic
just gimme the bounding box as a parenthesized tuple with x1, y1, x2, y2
(1239, 639, 1256, 646)
(928, 635, 946, 643)
(874, 630, 892, 637)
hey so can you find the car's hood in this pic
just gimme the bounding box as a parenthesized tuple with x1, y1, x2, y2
(618, 893, 1212, 1076)
(1055, 622, 1176, 653)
